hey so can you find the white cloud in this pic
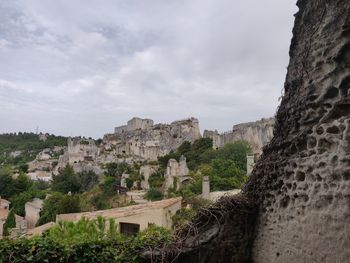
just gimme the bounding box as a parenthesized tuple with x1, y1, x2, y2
(0, 0, 298, 137)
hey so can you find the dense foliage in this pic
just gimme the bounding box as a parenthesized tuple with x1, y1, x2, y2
(0, 170, 33, 199)
(51, 165, 81, 194)
(145, 188, 163, 201)
(0, 132, 67, 166)
(37, 193, 81, 226)
(158, 138, 252, 195)
(3, 209, 16, 236)
(0, 218, 172, 263)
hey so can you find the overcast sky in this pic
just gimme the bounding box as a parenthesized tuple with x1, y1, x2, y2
(0, 0, 298, 138)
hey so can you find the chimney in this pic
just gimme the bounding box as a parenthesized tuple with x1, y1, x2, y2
(202, 176, 210, 200)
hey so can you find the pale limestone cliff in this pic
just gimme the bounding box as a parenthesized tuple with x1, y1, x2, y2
(204, 117, 274, 155)
(102, 117, 201, 161)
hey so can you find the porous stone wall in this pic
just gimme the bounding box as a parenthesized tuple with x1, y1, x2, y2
(245, 0, 350, 262)
(204, 117, 274, 155)
(163, 1, 350, 262)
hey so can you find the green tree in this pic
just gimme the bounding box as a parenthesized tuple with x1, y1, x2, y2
(0, 172, 15, 199)
(77, 170, 99, 192)
(52, 165, 81, 193)
(3, 209, 16, 236)
(13, 173, 32, 194)
(101, 176, 118, 196)
(10, 190, 46, 217)
(37, 193, 81, 226)
(216, 141, 252, 171)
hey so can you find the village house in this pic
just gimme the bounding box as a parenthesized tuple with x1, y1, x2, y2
(56, 197, 182, 236)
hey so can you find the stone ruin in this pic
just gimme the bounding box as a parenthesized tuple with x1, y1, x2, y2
(156, 1, 350, 262)
(103, 117, 202, 161)
(164, 155, 191, 192)
(140, 165, 159, 190)
(204, 117, 274, 155)
(54, 137, 103, 175)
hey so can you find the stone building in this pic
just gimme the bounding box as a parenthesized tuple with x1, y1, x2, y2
(25, 198, 44, 229)
(57, 197, 182, 235)
(115, 117, 154, 134)
(54, 137, 102, 175)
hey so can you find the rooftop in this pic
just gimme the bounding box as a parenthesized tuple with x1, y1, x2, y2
(57, 197, 182, 222)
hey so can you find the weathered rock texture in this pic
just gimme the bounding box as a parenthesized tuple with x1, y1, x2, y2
(164, 155, 190, 192)
(204, 117, 274, 155)
(165, 1, 350, 262)
(103, 117, 201, 161)
(246, 1, 350, 261)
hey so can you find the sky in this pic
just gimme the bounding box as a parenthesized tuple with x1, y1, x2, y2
(0, 0, 298, 138)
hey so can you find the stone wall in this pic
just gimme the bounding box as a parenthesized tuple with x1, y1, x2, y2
(245, 1, 350, 262)
(204, 117, 274, 155)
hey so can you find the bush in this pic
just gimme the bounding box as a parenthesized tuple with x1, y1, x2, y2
(3, 209, 15, 236)
(145, 188, 163, 201)
(77, 170, 99, 192)
(0, 219, 173, 263)
(37, 193, 81, 226)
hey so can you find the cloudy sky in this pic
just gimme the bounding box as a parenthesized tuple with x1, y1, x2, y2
(0, 0, 298, 138)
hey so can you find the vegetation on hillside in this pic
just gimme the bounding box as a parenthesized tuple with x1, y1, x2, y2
(0, 132, 67, 167)
(154, 138, 252, 199)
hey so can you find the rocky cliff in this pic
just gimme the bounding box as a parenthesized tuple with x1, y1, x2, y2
(204, 117, 274, 155)
(164, 1, 350, 262)
(102, 117, 201, 161)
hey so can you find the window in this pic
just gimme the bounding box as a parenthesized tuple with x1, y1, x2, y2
(119, 222, 140, 236)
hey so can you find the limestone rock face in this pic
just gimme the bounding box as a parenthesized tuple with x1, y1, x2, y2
(168, 1, 350, 262)
(103, 117, 201, 161)
(245, 1, 350, 262)
(140, 165, 159, 190)
(204, 117, 274, 155)
(55, 137, 102, 174)
(164, 155, 190, 191)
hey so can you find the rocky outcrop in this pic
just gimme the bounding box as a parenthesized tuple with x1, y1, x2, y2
(140, 165, 158, 190)
(55, 137, 102, 174)
(246, 1, 350, 261)
(204, 117, 274, 155)
(164, 155, 191, 192)
(165, 1, 350, 262)
(102, 117, 201, 161)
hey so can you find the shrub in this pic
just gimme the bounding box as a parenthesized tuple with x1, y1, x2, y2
(145, 188, 163, 201)
(0, 219, 173, 263)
